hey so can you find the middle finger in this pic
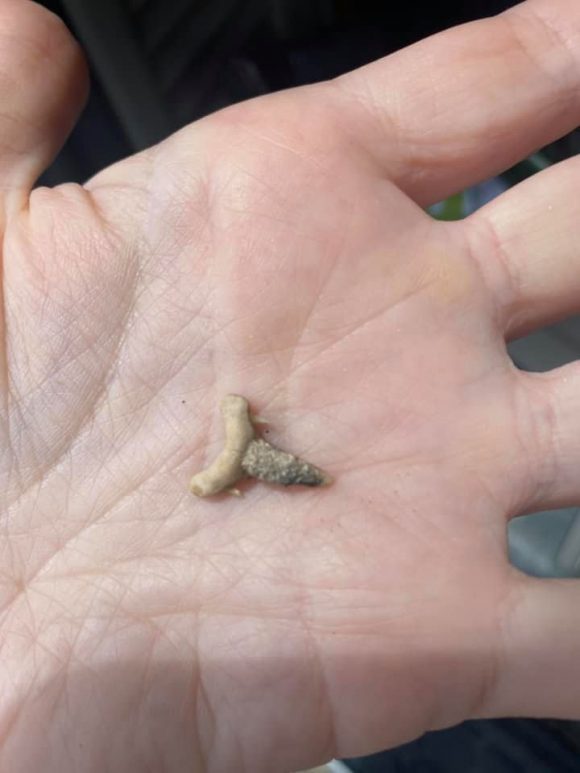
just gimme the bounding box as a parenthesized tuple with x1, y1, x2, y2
(465, 155, 580, 340)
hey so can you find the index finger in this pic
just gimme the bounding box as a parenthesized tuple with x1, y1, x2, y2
(333, 0, 580, 205)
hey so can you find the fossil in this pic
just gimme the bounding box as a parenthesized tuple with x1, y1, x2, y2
(190, 395, 332, 497)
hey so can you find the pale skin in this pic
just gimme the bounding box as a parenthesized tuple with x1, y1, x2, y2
(2, 0, 580, 771)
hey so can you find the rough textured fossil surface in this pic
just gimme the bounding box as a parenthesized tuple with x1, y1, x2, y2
(241, 438, 331, 487)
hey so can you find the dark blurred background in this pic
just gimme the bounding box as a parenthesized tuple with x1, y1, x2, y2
(37, 0, 579, 185)
(35, 2, 580, 771)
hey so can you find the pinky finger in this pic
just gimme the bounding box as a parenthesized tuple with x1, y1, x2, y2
(484, 576, 580, 720)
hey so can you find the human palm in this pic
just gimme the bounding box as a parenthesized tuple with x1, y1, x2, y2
(2, 1, 580, 771)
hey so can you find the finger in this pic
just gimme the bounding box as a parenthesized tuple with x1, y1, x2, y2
(484, 576, 580, 719)
(467, 156, 580, 339)
(333, 0, 580, 205)
(0, 0, 88, 194)
(515, 362, 580, 514)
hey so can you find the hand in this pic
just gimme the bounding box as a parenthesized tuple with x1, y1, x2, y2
(2, 1, 580, 770)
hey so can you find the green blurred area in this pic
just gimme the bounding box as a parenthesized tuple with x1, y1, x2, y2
(430, 150, 554, 221)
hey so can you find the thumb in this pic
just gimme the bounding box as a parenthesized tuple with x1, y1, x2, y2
(0, 0, 87, 197)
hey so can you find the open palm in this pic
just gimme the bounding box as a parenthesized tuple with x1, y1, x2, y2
(2, 1, 580, 771)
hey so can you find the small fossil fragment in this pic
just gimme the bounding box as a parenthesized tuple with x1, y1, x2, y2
(190, 395, 254, 497)
(190, 394, 332, 497)
(241, 438, 329, 487)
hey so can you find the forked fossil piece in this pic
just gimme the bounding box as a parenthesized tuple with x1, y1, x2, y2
(190, 395, 332, 497)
